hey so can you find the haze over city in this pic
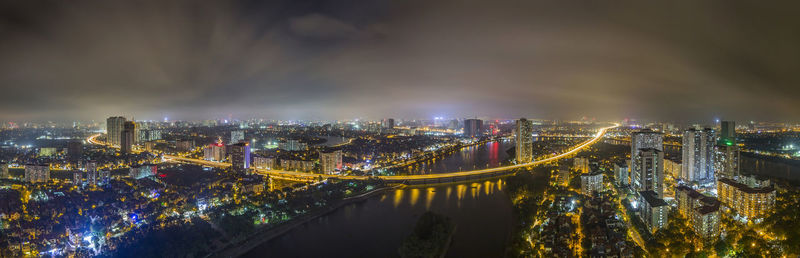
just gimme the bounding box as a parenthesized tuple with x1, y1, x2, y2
(2, 0, 800, 122)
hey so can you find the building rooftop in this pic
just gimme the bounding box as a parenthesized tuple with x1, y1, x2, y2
(718, 178, 775, 194)
(639, 191, 668, 207)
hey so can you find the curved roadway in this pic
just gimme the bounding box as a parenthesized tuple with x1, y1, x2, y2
(87, 124, 617, 182)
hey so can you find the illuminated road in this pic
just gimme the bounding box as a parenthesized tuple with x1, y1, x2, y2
(87, 124, 617, 183)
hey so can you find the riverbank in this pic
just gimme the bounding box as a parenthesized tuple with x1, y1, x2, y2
(210, 184, 402, 258)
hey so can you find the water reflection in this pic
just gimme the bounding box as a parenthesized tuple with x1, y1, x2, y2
(395, 139, 514, 175)
(245, 178, 515, 258)
(386, 180, 507, 211)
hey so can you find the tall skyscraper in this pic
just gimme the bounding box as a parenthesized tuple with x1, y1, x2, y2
(463, 119, 483, 138)
(682, 128, 716, 182)
(631, 129, 663, 191)
(106, 116, 126, 146)
(120, 121, 137, 153)
(515, 118, 533, 163)
(319, 149, 343, 174)
(636, 148, 664, 198)
(230, 130, 245, 143)
(719, 121, 736, 146)
(230, 142, 251, 171)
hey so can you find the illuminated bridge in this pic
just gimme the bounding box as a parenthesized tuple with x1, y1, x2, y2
(87, 124, 617, 184)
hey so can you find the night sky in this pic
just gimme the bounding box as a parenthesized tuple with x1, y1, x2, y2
(1, 0, 799, 122)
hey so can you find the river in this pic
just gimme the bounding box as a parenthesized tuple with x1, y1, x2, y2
(393, 139, 515, 175)
(243, 140, 521, 258)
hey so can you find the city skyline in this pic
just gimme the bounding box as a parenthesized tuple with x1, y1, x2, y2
(3, 0, 800, 122)
(4, 1, 800, 257)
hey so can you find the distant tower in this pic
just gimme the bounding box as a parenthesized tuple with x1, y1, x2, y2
(106, 116, 126, 146)
(120, 121, 137, 153)
(515, 118, 534, 163)
(682, 128, 716, 182)
(631, 129, 663, 192)
(718, 121, 736, 146)
(463, 119, 483, 138)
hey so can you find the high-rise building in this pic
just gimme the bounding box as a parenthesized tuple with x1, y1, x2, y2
(463, 119, 483, 138)
(120, 121, 137, 153)
(382, 118, 395, 129)
(635, 148, 664, 198)
(515, 118, 533, 163)
(614, 162, 629, 186)
(715, 145, 740, 179)
(719, 121, 736, 146)
(67, 140, 82, 162)
(85, 162, 99, 186)
(319, 149, 343, 174)
(230, 130, 245, 143)
(204, 143, 226, 161)
(230, 142, 251, 171)
(631, 129, 663, 191)
(24, 164, 50, 183)
(675, 185, 721, 239)
(580, 172, 604, 196)
(717, 177, 776, 220)
(106, 116, 126, 146)
(638, 190, 669, 233)
(682, 128, 716, 182)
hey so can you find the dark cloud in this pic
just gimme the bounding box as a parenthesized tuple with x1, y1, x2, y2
(1, 0, 799, 122)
